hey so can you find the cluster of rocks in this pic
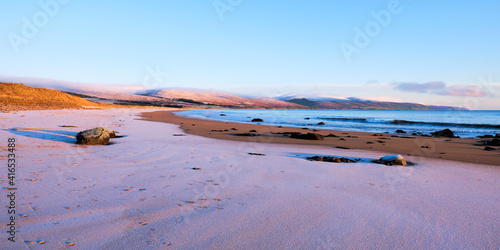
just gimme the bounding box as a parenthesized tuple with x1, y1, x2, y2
(484, 139, 500, 146)
(478, 134, 500, 139)
(307, 156, 359, 163)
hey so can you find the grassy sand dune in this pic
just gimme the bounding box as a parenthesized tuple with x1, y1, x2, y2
(0, 82, 107, 112)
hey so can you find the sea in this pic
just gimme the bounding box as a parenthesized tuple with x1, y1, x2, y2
(176, 109, 500, 138)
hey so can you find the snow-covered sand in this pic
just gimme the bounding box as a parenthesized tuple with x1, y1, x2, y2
(0, 109, 498, 249)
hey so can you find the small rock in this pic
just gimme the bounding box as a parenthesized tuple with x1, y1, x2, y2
(378, 154, 407, 166)
(396, 129, 406, 134)
(248, 153, 265, 156)
(484, 139, 500, 146)
(251, 118, 263, 122)
(317, 122, 325, 125)
(431, 128, 455, 138)
(290, 133, 324, 140)
(325, 134, 337, 137)
(483, 146, 496, 151)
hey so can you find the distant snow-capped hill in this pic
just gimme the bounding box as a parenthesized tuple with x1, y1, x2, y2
(147, 89, 304, 108)
(277, 95, 466, 110)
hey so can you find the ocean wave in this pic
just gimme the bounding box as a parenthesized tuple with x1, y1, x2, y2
(320, 117, 368, 122)
(319, 117, 500, 129)
(390, 120, 500, 129)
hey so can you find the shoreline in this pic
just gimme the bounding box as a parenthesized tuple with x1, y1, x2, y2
(1, 108, 498, 248)
(138, 110, 500, 166)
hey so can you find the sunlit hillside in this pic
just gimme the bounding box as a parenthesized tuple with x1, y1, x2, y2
(0, 82, 105, 112)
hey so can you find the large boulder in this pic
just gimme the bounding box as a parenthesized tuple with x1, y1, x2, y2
(76, 127, 111, 145)
(431, 128, 455, 138)
(378, 154, 407, 166)
(290, 133, 324, 140)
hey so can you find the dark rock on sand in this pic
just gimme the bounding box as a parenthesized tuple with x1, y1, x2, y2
(290, 133, 324, 140)
(483, 146, 497, 151)
(484, 139, 500, 146)
(307, 156, 359, 163)
(478, 134, 495, 138)
(396, 129, 407, 134)
(276, 132, 301, 136)
(76, 127, 111, 145)
(248, 153, 265, 156)
(249, 130, 257, 132)
(325, 134, 337, 137)
(251, 118, 263, 122)
(431, 128, 456, 138)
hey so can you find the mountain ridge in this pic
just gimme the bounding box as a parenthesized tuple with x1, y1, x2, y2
(1, 79, 467, 110)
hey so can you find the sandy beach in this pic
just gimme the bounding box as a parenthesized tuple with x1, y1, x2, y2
(1, 108, 499, 249)
(139, 110, 500, 166)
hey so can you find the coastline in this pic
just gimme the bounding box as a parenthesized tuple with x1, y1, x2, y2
(1, 108, 498, 248)
(139, 110, 500, 166)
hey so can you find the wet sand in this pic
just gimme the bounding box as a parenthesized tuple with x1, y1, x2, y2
(139, 110, 500, 166)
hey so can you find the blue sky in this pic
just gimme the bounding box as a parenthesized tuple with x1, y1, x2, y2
(1, 0, 499, 109)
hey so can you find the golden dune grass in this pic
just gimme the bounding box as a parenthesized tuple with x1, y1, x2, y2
(0, 82, 110, 112)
